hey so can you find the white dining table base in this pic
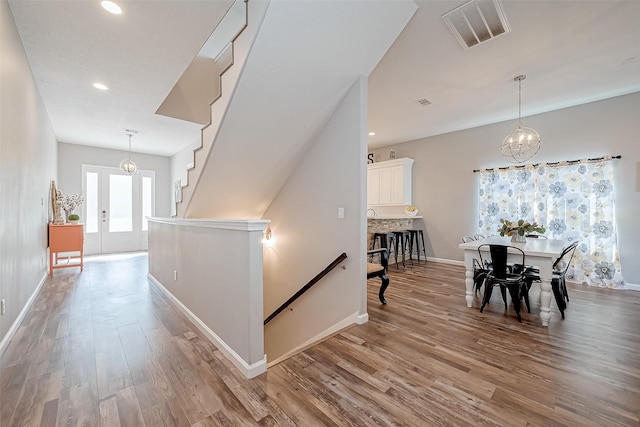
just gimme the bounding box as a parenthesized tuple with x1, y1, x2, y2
(460, 237, 566, 327)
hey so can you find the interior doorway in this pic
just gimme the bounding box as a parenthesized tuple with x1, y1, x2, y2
(82, 165, 155, 255)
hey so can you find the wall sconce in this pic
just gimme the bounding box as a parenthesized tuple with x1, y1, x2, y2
(262, 226, 274, 247)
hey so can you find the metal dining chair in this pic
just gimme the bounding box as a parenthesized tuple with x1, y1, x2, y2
(478, 244, 528, 322)
(462, 235, 487, 295)
(526, 234, 548, 239)
(523, 241, 579, 319)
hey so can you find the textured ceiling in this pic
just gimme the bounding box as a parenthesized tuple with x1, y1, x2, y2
(368, 0, 640, 148)
(8, 0, 640, 156)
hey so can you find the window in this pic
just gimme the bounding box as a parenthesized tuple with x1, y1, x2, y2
(477, 158, 624, 288)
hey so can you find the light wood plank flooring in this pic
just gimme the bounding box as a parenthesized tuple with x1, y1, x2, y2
(1, 253, 639, 426)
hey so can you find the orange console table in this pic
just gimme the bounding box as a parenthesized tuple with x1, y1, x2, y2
(49, 223, 84, 275)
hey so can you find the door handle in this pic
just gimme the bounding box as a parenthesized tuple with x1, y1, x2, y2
(102, 210, 107, 222)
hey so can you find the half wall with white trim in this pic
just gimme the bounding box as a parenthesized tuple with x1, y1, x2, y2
(147, 217, 269, 378)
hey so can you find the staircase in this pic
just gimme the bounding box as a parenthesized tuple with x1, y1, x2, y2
(159, 0, 418, 366)
(172, 0, 269, 218)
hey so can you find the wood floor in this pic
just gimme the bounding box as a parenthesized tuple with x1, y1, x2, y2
(2, 253, 639, 426)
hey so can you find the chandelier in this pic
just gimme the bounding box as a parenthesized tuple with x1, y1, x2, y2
(120, 130, 138, 174)
(501, 75, 542, 163)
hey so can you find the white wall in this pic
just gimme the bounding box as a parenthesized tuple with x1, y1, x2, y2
(370, 92, 640, 285)
(147, 218, 268, 378)
(0, 2, 58, 344)
(57, 142, 172, 217)
(262, 77, 368, 363)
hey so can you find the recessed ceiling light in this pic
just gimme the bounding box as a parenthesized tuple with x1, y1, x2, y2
(101, 1, 122, 15)
(93, 83, 109, 90)
(368, 132, 376, 136)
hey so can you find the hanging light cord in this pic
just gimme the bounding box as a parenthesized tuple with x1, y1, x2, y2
(517, 77, 522, 128)
(514, 75, 526, 129)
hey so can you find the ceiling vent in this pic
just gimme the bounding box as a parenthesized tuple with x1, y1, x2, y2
(443, 0, 510, 49)
(415, 98, 432, 106)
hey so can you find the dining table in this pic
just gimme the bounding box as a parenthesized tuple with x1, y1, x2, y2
(459, 236, 567, 326)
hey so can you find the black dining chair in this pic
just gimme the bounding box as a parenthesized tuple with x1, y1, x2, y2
(462, 235, 489, 294)
(478, 244, 529, 322)
(526, 234, 548, 239)
(524, 241, 579, 319)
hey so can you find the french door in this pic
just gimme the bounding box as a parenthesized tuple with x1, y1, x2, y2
(82, 165, 155, 255)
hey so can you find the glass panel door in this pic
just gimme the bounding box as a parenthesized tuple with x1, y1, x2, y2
(101, 170, 138, 253)
(82, 165, 155, 255)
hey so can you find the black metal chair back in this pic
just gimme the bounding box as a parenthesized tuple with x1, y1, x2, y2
(477, 244, 528, 322)
(478, 244, 525, 280)
(553, 241, 579, 272)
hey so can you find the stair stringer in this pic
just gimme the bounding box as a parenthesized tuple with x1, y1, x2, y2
(175, 0, 270, 218)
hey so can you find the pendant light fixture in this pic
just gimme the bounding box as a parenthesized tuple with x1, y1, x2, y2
(501, 75, 542, 163)
(120, 129, 138, 174)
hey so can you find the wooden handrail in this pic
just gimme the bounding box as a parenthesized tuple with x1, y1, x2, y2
(264, 252, 347, 325)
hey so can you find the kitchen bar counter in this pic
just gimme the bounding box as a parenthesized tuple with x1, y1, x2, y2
(368, 215, 423, 220)
(367, 216, 422, 249)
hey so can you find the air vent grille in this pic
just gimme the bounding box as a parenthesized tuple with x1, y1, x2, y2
(415, 98, 432, 106)
(443, 0, 510, 49)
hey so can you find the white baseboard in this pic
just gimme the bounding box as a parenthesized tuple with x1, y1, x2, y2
(426, 257, 464, 266)
(622, 282, 640, 291)
(266, 310, 363, 368)
(0, 272, 47, 357)
(148, 274, 267, 379)
(356, 312, 369, 324)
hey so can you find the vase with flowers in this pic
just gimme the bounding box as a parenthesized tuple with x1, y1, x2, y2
(60, 193, 85, 223)
(498, 219, 545, 243)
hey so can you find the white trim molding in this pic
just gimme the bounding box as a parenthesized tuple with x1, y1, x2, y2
(0, 272, 47, 357)
(148, 217, 270, 232)
(266, 311, 364, 368)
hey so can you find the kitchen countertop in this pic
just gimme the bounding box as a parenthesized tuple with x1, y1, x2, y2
(367, 215, 422, 220)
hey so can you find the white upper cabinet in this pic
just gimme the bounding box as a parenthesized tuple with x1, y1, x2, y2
(367, 158, 413, 206)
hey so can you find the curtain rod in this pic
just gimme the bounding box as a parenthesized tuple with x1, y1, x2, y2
(473, 155, 622, 173)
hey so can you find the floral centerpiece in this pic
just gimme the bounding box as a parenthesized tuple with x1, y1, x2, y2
(404, 205, 418, 217)
(498, 219, 545, 242)
(59, 192, 85, 223)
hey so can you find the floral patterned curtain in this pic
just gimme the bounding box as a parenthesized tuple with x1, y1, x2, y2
(477, 157, 624, 288)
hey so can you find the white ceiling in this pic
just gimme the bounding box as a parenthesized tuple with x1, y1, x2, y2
(368, 0, 640, 148)
(9, 0, 640, 157)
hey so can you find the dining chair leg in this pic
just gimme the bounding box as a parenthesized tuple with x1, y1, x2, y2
(500, 285, 508, 309)
(506, 284, 522, 322)
(378, 274, 390, 305)
(480, 280, 494, 313)
(561, 277, 570, 302)
(551, 280, 566, 319)
(521, 282, 531, 313)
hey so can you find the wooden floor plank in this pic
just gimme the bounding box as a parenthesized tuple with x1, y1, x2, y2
(2, 253, 639, 426)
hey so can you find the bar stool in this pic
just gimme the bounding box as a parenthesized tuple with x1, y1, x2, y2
(392, 230, 410, 268)
(371, 232, 398, 268)
(407, 229, 427, 265)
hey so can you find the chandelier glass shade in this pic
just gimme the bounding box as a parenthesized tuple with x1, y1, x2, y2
(501, 75, 542, 164)
(120, 131, 138, 175)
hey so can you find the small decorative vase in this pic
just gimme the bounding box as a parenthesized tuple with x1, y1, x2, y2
(404, 208, 418, 217)
(511, 233, 526, 243)
(69, 220, 79, 225)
